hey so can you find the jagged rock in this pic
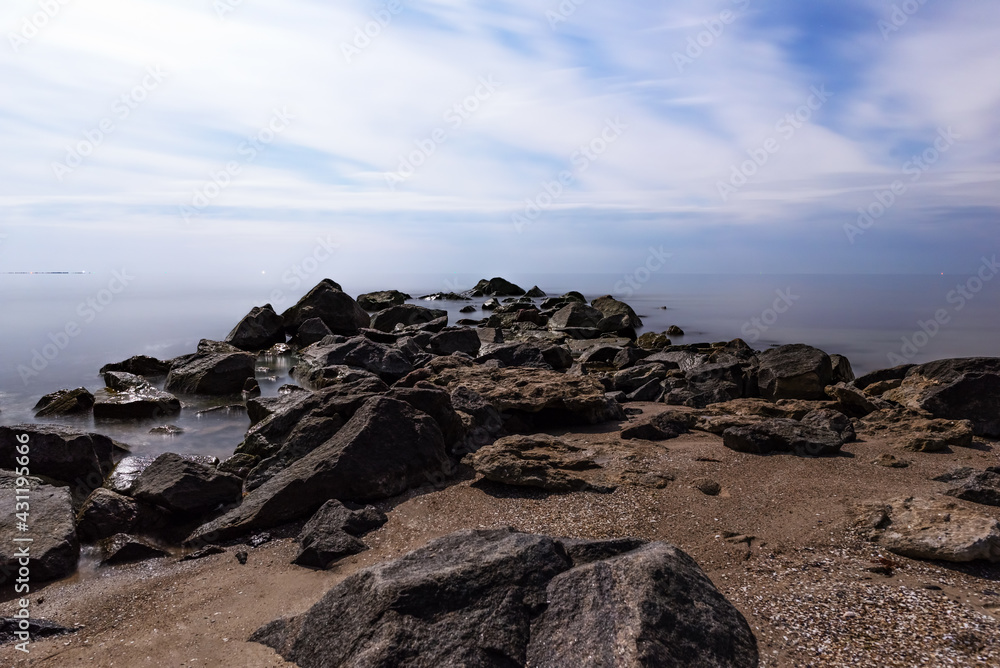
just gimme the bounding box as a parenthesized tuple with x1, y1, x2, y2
(830, 354, 855, 383)
(93, 374, 181, 420)
(293, 500, 387, 569)
(478, 342, 572, 370)
(186, 397, 450, 544)
(865, 378, 902, 395)
(292, 336, 412, 385)
(225, 304, 285, 351)
(591, 295, 642, 328)
(75, 487, 169, 542)
(0, 424, 116, 486)
(465, 435, 598, 492)
(621, 411, 693, 441)
(693, 477, 722, 495)
(99, 533, 169, 565)
(99, 355, 172, 378)
(33, 387, 94, 417)
(370, 304, 447, 332)
(858, 409, 974, 452)
(250, 528, 758, 668)
(664, 361, 754, 409)
(356, 290, 411, 311)
(131, 453, 243, 516)
(280, 279, 370, 336)
(165, 339, 255, 395)
(801, 408, 856, 442)
(105, 454, 218, 495)
(459, 305, 477, 313)
(0, 482, 78, 583)
(612, 364, 670, 394)
(854, 364, 914, 390)
(757, 344, 832, 400)
(722, 418, 844, 456)
(933, 467, 1000, 507)
(525, 286, 546, 297)
(856, 496, 1000, 563)
(549, 302, 604, 329)
(467, 277, 525, 296)
(288, 317, 333, 348)
(218, 453, 258, 479)
(428, 328, 481, 356)
(825, 381, 882, 418)
(666, 325, 685, 337)
(883, 358, 1000, 437)
(149, 424, 183, 435)
(637, 332, 671, 350)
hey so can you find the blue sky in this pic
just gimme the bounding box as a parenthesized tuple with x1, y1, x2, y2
(1, 0, 998, 278)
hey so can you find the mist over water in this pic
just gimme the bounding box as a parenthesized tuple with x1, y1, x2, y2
(2, 272, 998, 459)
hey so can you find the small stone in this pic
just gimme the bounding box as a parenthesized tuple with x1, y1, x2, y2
(693, 478, 722, 496)
(235, 551, 248, 565)
(873, 453, 909, 468)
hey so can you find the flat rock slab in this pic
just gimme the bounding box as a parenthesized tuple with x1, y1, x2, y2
(858, 409, 974, 452)
(856, 496, 1000, 563)
(722, 418, 844, 456)
(933, 467, 1000, 507)
(250, 528, 758, 668)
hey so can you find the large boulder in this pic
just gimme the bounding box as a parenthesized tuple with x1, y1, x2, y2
(250, 528, 758, 668)
(288, 317, 333, 348)
(186, 397, 449, 543)
(468, 277, 525, 296)
(591, 295, 642, 328)
(280, 279, 370, 336)
(75, 487, 170, 542)
(478, 342, 573, 370)
(131, 453, 243, 517)
(0, 424, 116, 486)
(722, 418, 845, 456)
(165, 339, 256, 395)
(549, 302, 604, 329)
(428, 327, 481, 356)
(93, 373, 181, 420)
(292, 336, 412, 385)
(856, 496, 1000, 563)
(756, 344, 832, 400)
(33, 387, 95, 417)
(224, 304, 286, 351)
(0, 480, 79, 583)
(370, 304, 446, 332)
(356, 290, 411, 311)
(664, 360, 755, 408)
(882, 358, 1000, 437)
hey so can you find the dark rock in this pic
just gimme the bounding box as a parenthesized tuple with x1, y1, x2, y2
(370, 304, 447, 332)
(466, 435, 598, 491)
(131, 453, 243, 516)
(149, 424, 183, 435)
(105, 454, 219, 495)
(525, 285, 546, 297)
(854, 364, 915, 390)
(0, 617, 75, 645)
(180, 545, 226, 561)
(613, 346, 650, 368)
(235, 551, 248, 565)
(225, 304, 285, 351)
(825, 381, 882, 418)
(693, 477, 722, 495)
(459, 304, 477, 313)
(591, 295, 642, 328)
(934, 467, 1000, 507)
(93, 377, 181, 420)
(612, 363, 671, 394)
(481, 298, 501, 311)
(596, 313, 636, 338)
(637, 332, 671, 350)
(99, 533, 169, 565)
(666, 325, 685, 337)
(356, 290, 411, 311)
(428, 328, 481, 356)
(865, 379, 902, 395)
(218, 453, 259, 479)
(99, 355, 172, 378)
(801, 408, 856, 442)
(549, 302, 604, 329)
(251, 529, 758, 668)
(293, 499, 387, 569)
(292, 336, 412, 385)
(478, 342, 573, 370)
(420, 292, 470, 301)
(280, 279, 370, 336)
(722, 418, 844, 456)
(621, 411, 693, 441)
(561, 291, 586, 302)
(0, 482, 78, 583)
(242, 376, 261, 401)
(665, 361, 754, 409)
(757, 344, 832, 400)
(0, 424, 116, 486)
(289, 317, 333, 348)
(34, 387, 94, 417)
(186, 397, 450, 543)
(75, 487, 169, 542)
(830, 354, 855, 383)
(468, 277, 525, 296)
(578, 344, 623, 365)
(626, 378, 665, 402)
(386, 386, 466, 453)
(165, 339, 255, 395)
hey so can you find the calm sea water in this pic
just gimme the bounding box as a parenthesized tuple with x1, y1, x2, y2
(1, 273, 998, 459)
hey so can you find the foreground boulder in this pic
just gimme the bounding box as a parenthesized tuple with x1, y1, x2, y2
(250, 528, 758, 667)
(856, 496, 1000, 563)
(883, 358, 1000, 437)
(756, 344, 832, 400)
(75, 488, 170, 542)
(131, 453, 243, 517)
(165, 340, 256, 395)
(722, 418, 844, 456)
(292, 336, 412, 385)
(0, 424, 116, 486)
(0, 480, 78, 583)
(187, 397, 449, 543)
(33, 387, 95, 417)
(225, 304, 286, 351)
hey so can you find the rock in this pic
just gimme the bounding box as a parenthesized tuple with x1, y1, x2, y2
(664, 360, 754, 409)
(180, 545, 226, 561)
(459, 304, 476, 313)
(99, 355, 172, 378)
(865, 378, 902, 395)
(105, 454, 218, 495)
(293, 500, 387, 569)
(149, 424, 183, 435)
(933, 467, 1000, 507)
(873, 453, 909, 468)
(858, 409, 974, 452)
(465, 435, 598, 492)
(883, 357, 1000, 437)
(370, 304, 447, 332)
(693, 477, 722, 495)
(627, 378, 665, 402)
(612, 346, 650, 369)
(468, 277, 525, 296)
(386, 386, 466, 453)
(288, 317, 333, 348)
(856, 496, 1000, 563)
(621, 411, 693, 441)
(218, 453, 258, 479)
(722, 418, 844, 456)
(591, 295, 642, 328)
(825, 381, 881, 418)
(186, 397, 450, 543)
(99, 533, 169, 565)
(637, 332, 671, 350)
(356, 290, 411, 311)
(251, 529, 757, 668)
(801, 408, 856, 442)
(242, 377, 261, 401)
(549, 302, 604, 329)
(757, 344, 832, 400)
(830, 354, 855, 383)
(0, 483, 78, 583)
(854, 364, 915, 390)
(0, 617, 75, 645)
(75, 488, 169, 542)
(292, 336, 412, 385)
(666, 325, 685, 337)
(478, 342, 572, 370)
(131, 453, 243, 517)
(612, 363, 670, 394)
(428, 327, 481, 356)
(165, 339, 256, 395)
(33, 387, 95, 417)
(280, 279, 370, 336)
(235, 551, 248, 565)
(225, 304, 285, 351)
(0, 424, 116, 487)
(93, 375, 181, 420)
(525, 285, 546, 297)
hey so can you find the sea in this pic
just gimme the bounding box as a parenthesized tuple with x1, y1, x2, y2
(1, 272, 998, 460)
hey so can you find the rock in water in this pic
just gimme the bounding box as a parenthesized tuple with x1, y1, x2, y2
(756, 344, 833, 400)
(131, 453, 243, 516)
(250, 528, 758, 668)
(33, 387, 95, 417)
(280, 279, 370, 336)
(369, 304, 447, 332)
(186, 396, 449, 544)
(93, 373, 181, 420)
(100, 355, 172, 378)
(225, 304, 286, 351)
(591, 294, 643, 328)
(165, 340, 256, 395)
(356, 290, 411, 311)
(548, 302, 604, 329)
(468, 277, 526, 296)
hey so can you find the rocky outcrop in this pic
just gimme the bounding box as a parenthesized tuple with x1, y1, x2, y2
(250, 528, 758, 668)
(756, 344, 832, 400)
(722, 418, 844, 456)
(465, 435, 598, 492)
(33, 387, 95, 417)
(292, 500, 387, 569)
(0, 424, 117, 486)
(131, 453, 243, 517)
(478, 342, 572, 370)
(0, 481, 78, 583)
(225, 304, 286, 351)
(856, 496, 1000, 563)
(187, 397, 449, 543)
(356, 290, 411, 311)
(165, 340, 256, 395)
(280, 279, 370, 336)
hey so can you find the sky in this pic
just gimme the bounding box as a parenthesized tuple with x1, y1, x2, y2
(1, 0, 999, 280)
